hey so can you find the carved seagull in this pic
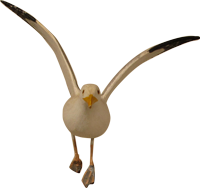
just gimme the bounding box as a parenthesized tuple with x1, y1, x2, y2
(1, 1, 199, 187)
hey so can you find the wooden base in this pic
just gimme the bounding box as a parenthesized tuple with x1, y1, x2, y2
(82, 165, 95, 187)
(63, 151, 115, 188)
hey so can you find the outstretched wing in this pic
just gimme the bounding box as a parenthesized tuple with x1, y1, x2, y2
(102, 36, 200, 102)
(1, 1, 80, 96)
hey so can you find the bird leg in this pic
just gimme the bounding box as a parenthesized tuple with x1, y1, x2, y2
(89, 138, 94, 167)
(69, 134, 82, 173)
(82, 138, 95, 187)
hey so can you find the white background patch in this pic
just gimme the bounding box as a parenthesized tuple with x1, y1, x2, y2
(0, 124, 49, 188)
(130, 125, 200, 188)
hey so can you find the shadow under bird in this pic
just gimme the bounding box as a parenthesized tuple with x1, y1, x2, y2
(1, 1, 200, 187)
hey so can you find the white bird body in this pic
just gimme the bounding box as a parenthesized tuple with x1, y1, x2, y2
(63, 85, 110, 138)
(1, 1, 199, 187)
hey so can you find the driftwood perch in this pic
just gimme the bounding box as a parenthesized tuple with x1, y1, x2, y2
(63, 151, 115, 188)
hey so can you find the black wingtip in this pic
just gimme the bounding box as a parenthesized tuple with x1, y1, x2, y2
(1, 0, 36, 22)
(149, 36, 200, 53)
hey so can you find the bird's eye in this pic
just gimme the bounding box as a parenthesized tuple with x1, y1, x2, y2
(82, 90, 85, 94)
(97, 90, 100, 94)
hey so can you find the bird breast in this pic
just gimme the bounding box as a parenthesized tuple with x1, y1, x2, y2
(63, 97, 110, 138)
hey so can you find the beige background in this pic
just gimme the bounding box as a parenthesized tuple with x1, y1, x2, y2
(0, 0, 200, 187)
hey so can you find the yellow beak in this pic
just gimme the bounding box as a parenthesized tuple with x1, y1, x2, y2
(83, 94, 98, 108)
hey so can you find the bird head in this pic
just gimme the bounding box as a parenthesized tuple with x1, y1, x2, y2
(80, 84, 101, 108)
